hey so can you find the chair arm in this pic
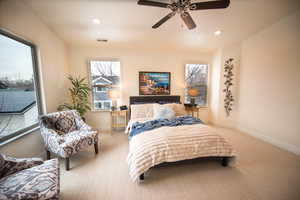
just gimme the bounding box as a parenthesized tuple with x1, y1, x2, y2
(40, 127, 65, 145)
(0, 155, 43, 178)
(40, 127, 67, 157)
(75, 117, 92, 131)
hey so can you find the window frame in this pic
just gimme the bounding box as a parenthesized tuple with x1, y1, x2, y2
(0, 29, 43, 144)
(184, 63, 209, 108)
(87, 59, 121, 112)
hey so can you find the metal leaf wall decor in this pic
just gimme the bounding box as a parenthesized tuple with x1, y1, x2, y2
(223, 58, 234, 117)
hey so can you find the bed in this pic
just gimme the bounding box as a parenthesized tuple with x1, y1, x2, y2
(126, 95, 236, 182)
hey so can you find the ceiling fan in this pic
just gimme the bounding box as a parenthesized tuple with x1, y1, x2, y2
(137, 0, 230, 30)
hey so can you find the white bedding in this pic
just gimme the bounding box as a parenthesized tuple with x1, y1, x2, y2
(126, 119, 236, 182)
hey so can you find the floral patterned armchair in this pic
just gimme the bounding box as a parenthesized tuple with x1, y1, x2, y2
(0, 154, 59, 200)
(39, 110, 99, 170)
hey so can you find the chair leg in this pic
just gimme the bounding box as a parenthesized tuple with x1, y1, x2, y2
(46, 150, 51, 160)
(65, 157, 70, 171)
(94, 142, 99, 154)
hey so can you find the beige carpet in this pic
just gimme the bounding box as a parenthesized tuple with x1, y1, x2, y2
(59, 127, 300, 200)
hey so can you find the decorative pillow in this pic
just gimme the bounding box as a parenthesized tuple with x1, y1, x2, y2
(164, 103, 187, 116)
(53, 114, 77, 135)
(130, 104, 156, 120)
(153, 104, 175, 120)
(172, 104, 188, 116)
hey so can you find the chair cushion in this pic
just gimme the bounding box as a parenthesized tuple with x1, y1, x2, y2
(0, 159, 59, 200)
(60, 130, 98, 157)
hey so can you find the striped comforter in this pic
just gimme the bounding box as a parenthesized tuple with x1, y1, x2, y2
(127, 122, 236, 182)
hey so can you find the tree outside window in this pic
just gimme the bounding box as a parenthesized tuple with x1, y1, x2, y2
(185, 64, 208, 107)
(89, 61, 121, 110)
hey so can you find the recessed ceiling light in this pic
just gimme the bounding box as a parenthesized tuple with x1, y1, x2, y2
(96, 39, 108, 42)
(92, 18, 100, 24)
(214, 30, 222, 36)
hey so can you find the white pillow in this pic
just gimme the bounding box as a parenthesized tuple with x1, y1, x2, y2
(130, 104, 156, 120)
(172, 104, 188, 116)
(153, 104, 175, 120)
(164, 103, 187, 116)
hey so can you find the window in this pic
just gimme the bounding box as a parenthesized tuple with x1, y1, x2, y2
(0, 30, 42, 143)
(89, 61, 121, 110)
(185, 64, 208, 107)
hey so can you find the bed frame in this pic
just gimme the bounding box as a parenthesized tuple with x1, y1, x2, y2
(128, 95, 230, 181)
(139, 157, 229, 181)
(129, 95, 181, 105)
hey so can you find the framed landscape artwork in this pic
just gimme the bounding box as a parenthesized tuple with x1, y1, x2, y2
(139, 71, 170, 95)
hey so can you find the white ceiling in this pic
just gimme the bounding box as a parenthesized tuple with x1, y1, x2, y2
(24, 0, 300, 52)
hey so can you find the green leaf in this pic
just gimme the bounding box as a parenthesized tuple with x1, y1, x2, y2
(59, 75, 91, 117)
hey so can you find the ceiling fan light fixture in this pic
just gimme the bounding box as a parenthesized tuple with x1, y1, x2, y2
(214, 30, 222, 36)
(137, 0, 230, 30)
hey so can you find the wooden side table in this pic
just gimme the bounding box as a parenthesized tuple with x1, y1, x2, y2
(111, 110, 128, 131)
(185, 106, 200, 119)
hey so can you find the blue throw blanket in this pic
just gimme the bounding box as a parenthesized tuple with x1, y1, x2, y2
(128, 116, 203, 139)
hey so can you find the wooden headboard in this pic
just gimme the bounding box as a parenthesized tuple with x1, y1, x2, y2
(129, 95, 181, 105)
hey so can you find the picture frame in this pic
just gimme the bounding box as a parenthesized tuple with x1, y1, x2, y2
(139, 71, 171, 95)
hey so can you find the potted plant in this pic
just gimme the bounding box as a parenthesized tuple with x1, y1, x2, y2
(58, 76, 91, 121)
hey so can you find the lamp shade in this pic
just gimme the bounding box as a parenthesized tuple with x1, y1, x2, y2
(187, 88, 199, 97)
(108, 88, 120, 99)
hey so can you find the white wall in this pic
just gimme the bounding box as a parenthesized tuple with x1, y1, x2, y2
(0, 0, 69, 157)
(68, 46, 212, 131)
(209, 10, 300, 155)
(209, 50, 222, 124)
(236, 10, 300, 155)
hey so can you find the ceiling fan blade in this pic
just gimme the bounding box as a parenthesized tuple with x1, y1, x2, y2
(180, 12, 196, 30)
(152, 12, 176, 29)
(190, 0, 230, 10)
(137, 0, 170, 8)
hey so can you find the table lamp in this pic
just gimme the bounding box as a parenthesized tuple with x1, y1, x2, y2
(187, 87, 199, 107)
(108, 88, 120, 111)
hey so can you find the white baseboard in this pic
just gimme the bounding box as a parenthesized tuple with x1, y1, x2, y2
(211, 120, 236, 129)
(236, 124, 300, 156)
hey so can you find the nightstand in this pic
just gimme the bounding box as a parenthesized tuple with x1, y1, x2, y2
(111, 110, 128, 131)
(185, 106, 200, 119)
